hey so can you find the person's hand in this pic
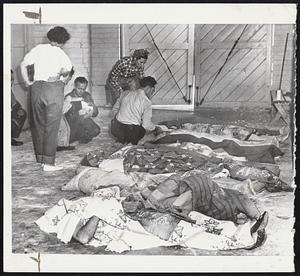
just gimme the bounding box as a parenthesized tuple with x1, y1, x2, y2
(78, 109, 86, 116)
(24, 80, 33, 87)
(153, 126, 164, 136)
(83, 113, 91, 119)
(79, 108, 92, 119)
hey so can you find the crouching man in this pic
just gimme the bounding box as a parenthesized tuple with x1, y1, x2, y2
(57, 77, 100, 151)
(110, 76, 162, 145)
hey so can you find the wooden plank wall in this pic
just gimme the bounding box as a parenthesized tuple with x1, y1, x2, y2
(195, 24, 269, 108)
(126, 24, 194, 106)
(90, 24, 120, 106)
(270, 24, 295, 94)
(11, 25, 29, 128)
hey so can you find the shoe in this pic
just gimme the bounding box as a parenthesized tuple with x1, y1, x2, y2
(11, 139, 23, 146)
(243, 211, 269, 250)
(278, 126, 290, 144)
(57, 146, 75, 151)
(245, 230, 267, 250)
(42, 164, 64, 171)
(250, 211, 269, 235)
(279, 131, 290, 144)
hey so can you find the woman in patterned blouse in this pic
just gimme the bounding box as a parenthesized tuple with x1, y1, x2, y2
(105, 49, 149, 106)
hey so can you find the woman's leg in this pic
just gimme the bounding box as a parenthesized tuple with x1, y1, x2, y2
(41, 82, 64, 164)
(30, 82, 46, 164)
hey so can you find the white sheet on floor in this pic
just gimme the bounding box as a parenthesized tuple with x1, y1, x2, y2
(62, 167, 136, 194)
(98, 158, 124, 173)
(36, 186, 257, 253)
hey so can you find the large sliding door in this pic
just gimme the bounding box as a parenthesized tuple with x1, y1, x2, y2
(195, 24, 271, 108)
(122, 24, 194, 110)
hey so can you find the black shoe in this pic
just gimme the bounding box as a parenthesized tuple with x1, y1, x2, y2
(244, 211, 269, 250)
(250, 211, 269, 235)
(245, 230, 267, 250)
(11, 139, 23, 146)
(57, 146, 75, 151)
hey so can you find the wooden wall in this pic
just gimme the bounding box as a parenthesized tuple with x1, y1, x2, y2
(195, 24, 270, 108)
(270, 24, 295, 94)
(123, 24, 194, 107)
(90, 24, 120, 106)
(11, 25, 29, 128)
(11, 23, 296, 117)
(194, 24, 295, 109)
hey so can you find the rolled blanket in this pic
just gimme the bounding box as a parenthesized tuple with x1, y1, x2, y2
(154, 133, 283, 163)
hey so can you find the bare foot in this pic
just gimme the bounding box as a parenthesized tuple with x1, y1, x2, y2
(73, 216, 100, 244)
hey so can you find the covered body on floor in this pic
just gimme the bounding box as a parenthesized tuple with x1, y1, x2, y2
(35, 121, 293, 253)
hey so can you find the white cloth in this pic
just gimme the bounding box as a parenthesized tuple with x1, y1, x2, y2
(23, 43, 72, 81)
(36, 188, 257, 253)
(98, 158, 124, 173)
(113, 89, 156, 131)
(61, 167, 136, 195)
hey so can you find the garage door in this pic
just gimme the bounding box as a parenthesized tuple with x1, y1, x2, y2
(195, 24, 271, 108)
(122, 24, 194, 109)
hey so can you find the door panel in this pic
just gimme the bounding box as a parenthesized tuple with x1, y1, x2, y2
(195, 24, 270, 108)
(123, 24, 194, 108)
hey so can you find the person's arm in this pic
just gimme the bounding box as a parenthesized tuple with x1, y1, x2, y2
(141, 100, 156, 132)
(20, 46, 38, 87)
(58, 52, 73, 84)
(20, 59, 34, 87)
(60, 67, 75, 84)
(11, 90, 17, 108)
(85, 94, 99, 117)
(109, 60, 125, 94)
(139, 68, 145, 79)
(111, 93, 123, 118)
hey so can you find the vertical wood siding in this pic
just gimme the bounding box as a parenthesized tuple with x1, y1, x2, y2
(125, 24, 194, 106)
(90, 24, 120, 106)
(270, 24, 295, 94)
(195, 24, 269, 108)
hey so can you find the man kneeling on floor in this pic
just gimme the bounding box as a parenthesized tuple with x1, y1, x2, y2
(57, 77, 100, 151)
(110, 76, 163, 145)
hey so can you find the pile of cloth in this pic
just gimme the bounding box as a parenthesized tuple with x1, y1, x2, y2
(122, 144, 220, 174)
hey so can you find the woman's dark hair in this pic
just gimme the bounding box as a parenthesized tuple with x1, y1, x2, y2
(140, 76, 157, 88)
(47, 26, 70, 44)
(74, 76, 88, 85)
(132, 49, 149, 60)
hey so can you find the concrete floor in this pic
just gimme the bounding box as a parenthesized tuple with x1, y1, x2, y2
(11, 107, 294, 256)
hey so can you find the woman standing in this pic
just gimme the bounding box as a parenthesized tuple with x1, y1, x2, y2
(20, 26, 73, 171)
(105, 49, 149, 106)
